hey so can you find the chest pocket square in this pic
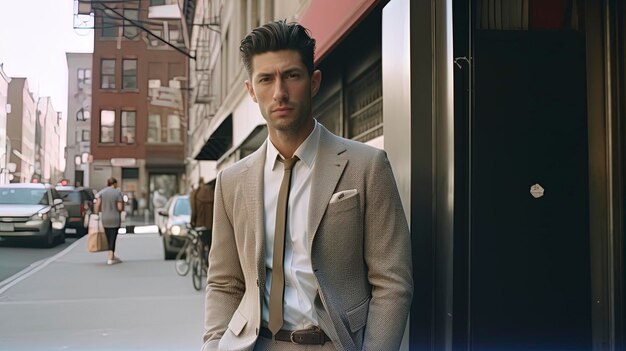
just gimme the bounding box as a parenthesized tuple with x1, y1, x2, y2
(329, 189, 358, 204)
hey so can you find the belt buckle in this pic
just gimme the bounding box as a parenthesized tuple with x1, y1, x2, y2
(290, 326, 323, 345)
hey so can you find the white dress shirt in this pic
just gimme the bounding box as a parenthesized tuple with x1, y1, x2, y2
(263, 120, 321, 330)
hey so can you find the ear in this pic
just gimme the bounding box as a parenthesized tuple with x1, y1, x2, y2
(310, 70, 322, 97)
(245, 80, 258, 103)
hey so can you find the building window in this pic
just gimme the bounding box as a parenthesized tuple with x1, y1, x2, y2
(76, 108, 91, 121)
(346, 63, 383, 142)
(121, 111, 136, 144)
(101, 15, 117, 38)
(78, 69, 91, 88)
(316, 94, 341, 136)
(148, 30, 163, 47)
(122, 167, 139, 179)
(167, 115, 181, 143)
(122, 59, 137, 90)
(100, 110, 115, 143)
(150, 0, 166, 5)
(101, 59, 116, 89)
(82, 130, 90, 142)
(148, 114, 161, 143)
(170, 28, 180, 42)
(123, 9, 139, 39)
(476, 0, 579, 31)
(168, 62, 184, 81)
(196, 72, 212, 103)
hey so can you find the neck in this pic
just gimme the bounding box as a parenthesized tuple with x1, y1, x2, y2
(269, 119, 314, 158)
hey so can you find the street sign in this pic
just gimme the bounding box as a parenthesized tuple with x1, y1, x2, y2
(111, 158, 136, 167)
(150, 87, 183, 109)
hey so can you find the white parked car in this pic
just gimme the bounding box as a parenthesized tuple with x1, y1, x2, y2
(157, 195, 191, 259)
(0, 183, 68, 247)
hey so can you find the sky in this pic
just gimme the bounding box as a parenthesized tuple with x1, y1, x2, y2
(0, 0, 93, 168)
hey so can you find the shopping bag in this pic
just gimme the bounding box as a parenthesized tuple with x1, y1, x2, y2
(87, 214, 108, 252)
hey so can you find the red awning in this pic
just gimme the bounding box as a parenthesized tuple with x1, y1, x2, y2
(297, 0, 380, 63)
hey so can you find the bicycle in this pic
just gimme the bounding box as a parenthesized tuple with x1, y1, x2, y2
(174, 225, 199, 276)
(191, 226, 210, 291)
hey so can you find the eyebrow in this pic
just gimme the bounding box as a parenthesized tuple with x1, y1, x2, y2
(283, 68, 303, 75)
(254, 66, 305, 78)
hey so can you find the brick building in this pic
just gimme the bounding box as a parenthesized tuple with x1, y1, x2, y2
(89, 0, 190, 209)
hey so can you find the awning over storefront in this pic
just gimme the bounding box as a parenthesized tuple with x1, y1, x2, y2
(298, 0, 379, 63)
(194, 116, 233, 160)
(217, 124, 267, 166)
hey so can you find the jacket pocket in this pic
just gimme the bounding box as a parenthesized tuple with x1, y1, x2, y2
(227, 309, 248, 336)
(327, 192, 359, 213)
(346, 296, 370, 332)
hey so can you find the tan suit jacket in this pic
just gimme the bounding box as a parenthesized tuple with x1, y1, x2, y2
(202, 125, 413, 351)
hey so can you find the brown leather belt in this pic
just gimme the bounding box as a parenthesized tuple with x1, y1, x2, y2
(259, 326, 330, 345)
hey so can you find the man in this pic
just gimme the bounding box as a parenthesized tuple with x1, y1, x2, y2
(190, 177, 215, 252)
(202, 20, 413, 351)
(95, 177, 124, 265)
(190, 177, 215, 229)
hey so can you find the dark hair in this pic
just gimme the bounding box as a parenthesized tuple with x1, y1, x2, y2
(107, 177, 118, 186)
(240, 20, 316, 77)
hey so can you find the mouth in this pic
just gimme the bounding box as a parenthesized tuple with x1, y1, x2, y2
(272, 106, 293, 113)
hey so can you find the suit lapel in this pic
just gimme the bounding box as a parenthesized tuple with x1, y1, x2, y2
(243, 141, 268, 288)
(307, 127, 347, 249)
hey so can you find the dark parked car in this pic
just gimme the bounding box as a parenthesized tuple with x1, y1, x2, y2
(55, 186, 95, 237)
(0, 183, 67, 247)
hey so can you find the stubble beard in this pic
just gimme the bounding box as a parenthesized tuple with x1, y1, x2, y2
(267, 107, 309, 135)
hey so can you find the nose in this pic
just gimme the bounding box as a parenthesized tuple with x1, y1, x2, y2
(272, 77, 288, 102)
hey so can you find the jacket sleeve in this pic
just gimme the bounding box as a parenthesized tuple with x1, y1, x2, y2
(362, 150, 413, 350)
(202, 171, 245, 346)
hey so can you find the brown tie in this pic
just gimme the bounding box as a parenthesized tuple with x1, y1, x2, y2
(268, 156, 299, 336)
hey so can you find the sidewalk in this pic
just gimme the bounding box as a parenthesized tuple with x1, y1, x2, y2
(0, 227, 205, 351)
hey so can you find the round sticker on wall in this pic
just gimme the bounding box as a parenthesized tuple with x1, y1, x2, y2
(530, 184, 545, 199)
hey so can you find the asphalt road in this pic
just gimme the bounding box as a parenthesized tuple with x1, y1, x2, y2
(0, 236, 78, 283)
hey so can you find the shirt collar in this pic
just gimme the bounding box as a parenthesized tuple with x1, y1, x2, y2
(266, 120, 321, 171)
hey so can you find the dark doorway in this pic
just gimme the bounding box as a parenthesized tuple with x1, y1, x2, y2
(470, 29, 592, 350)
(74, 170, 84, 187)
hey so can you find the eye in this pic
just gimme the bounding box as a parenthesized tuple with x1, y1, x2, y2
(287, 72, 300, 79)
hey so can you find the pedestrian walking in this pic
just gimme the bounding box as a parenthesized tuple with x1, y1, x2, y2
(201, 20, 413, 351)
(95, 177, 125, 265)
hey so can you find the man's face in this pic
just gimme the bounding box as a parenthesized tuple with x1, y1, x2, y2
(245, 50, 321, 136)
